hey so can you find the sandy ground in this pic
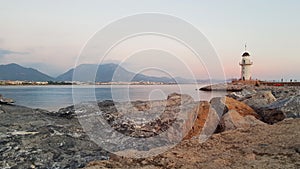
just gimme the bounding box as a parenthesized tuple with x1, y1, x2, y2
(86, 119, 300, 169)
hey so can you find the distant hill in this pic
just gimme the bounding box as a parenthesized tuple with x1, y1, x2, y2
(0, 63, 222, 83)
(0, 63, 54, 81)
(56, 63, 177, 83)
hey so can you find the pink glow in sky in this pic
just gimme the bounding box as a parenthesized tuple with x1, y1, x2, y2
(0, 0, 299, 80)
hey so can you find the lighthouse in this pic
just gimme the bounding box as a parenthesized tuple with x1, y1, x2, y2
(239, 45, 253, 80)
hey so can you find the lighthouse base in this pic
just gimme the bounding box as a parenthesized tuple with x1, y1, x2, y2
(232, 79, 260, 86)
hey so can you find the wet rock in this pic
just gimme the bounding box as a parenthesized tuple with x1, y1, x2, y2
(0, 94, 14, 104)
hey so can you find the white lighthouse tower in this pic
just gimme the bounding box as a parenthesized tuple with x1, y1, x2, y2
(239, 45, 253, 80)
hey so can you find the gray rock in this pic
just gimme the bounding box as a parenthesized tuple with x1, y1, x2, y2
(258, 95, 300, 124)
(257, 109, 285, 124)
(270, 87, 299, 100)
(0, 96, 14, 104)
(0, 104, 109, 169)
(77, 93, 200, 157)
(242, 91, 277, 111)
(198, 106, 220, 143)
(0, 92, 202, 167)
(227, 89, 257, 100)
(47, 105, 76, 119)
(209, 97, 228, 117)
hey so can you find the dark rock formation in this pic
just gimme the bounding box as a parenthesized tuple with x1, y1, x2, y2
(0, 93, 202, 167)
(47, 105, 76, 119)
(257, 95, 300, 124)
(0, 104, 108, 169)
(224, 86, 300, 124)
(199, 83, 243, 92)
(0, 94, 14, 104)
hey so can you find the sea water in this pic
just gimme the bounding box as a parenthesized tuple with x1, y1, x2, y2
(0, 84, 227, 111)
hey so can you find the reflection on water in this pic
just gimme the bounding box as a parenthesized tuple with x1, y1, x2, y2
(0, 84, 227, 111)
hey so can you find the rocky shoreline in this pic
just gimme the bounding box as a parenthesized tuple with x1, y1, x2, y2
(87, 119, 300, 169)
(0, 84, 299, 169)
(0, 104, 109, 169)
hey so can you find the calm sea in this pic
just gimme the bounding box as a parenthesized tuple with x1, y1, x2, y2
(0, 84, 227, 111)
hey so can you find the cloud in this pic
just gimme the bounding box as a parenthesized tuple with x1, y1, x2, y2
(0, 49, 28, 57)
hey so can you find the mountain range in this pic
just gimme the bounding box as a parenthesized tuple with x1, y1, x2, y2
(56, 63, 176, 83)
(0, 63, 54, 81)
(0, 63, 198, 83)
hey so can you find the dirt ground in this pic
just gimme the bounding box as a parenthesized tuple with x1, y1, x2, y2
(86, 119, 300, 169)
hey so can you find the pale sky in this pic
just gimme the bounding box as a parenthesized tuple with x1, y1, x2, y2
(0, 0, 299, 81)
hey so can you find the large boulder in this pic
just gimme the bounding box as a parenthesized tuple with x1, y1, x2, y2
(219, 110, 266, 131)
(258, 95, 300, 124)
(258, 109, 285, 124)
(208, 97, 262, 133)
(225, 97, 260, 118)
(210, 96, 260, 119)
(227, 90, 277, 110)
(210, 97, 228, 117)
(242, 91, 277, 111)
(184, 101, 220, 142)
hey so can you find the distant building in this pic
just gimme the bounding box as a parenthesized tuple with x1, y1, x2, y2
(239, 45, 253, 80)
